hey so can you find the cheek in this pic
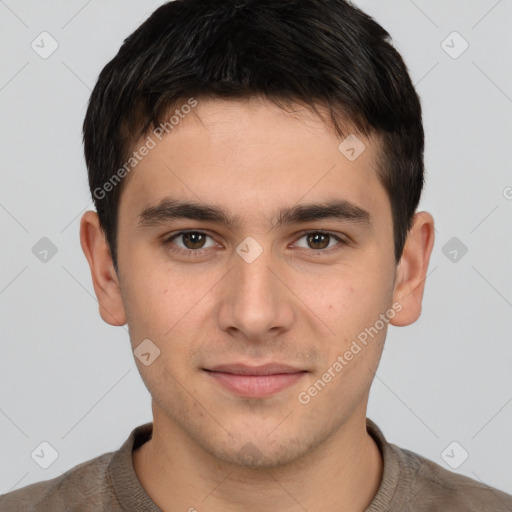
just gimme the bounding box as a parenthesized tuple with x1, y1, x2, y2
(120, 264, 176, 341)
(311, 267, 392, 345)
(122, 265, 210, 362)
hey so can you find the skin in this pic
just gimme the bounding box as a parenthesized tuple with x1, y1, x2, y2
(80, 96, 435, 512)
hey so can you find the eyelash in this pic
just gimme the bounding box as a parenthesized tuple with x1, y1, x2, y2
(162, 230, 348, 257)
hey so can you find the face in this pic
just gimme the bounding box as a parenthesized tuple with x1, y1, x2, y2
(84, 97, 426, 468)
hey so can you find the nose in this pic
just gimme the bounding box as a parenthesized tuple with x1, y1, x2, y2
(216, 239, 295, 344)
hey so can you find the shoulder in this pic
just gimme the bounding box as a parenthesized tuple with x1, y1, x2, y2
(0, 451, 115, 512)
(393, 444, 512, 511)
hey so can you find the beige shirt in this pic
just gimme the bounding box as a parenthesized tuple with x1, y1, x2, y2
(1, 418, 511, 511)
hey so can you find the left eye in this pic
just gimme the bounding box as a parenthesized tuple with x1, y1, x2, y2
(166, 231, 217, 251)
(293, 231, 344, 251)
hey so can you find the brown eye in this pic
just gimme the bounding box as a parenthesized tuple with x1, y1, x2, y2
(306, 232, 330, 250)
(164, 231, 217, 253)
(294, 231, 345, 252)
(180, 232, 207, 249)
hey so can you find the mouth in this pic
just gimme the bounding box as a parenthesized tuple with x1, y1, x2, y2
(203, 363, 308, 398)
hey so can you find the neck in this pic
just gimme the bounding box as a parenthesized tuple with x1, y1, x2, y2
(133, 409, 383, 512)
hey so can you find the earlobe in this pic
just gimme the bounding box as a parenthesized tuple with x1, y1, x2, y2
(390, 211, 435, 327)
(79, 210, 127, 326)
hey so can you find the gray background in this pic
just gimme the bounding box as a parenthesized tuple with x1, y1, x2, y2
(1, 0, 511, 498)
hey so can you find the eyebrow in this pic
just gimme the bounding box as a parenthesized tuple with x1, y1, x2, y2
(136, 197, 371, 230)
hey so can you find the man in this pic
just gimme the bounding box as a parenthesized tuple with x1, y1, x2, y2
(1, 0, 511, 510)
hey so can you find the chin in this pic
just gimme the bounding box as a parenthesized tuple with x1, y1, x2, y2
(197, 428, 316, 470)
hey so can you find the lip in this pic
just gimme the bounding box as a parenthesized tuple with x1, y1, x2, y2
(206, 363, 304, 375)
(203, 363, 307, 398)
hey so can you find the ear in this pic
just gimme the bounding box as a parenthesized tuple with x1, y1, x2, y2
(79, 210, 127, 326)
(390, 211, 435, 327)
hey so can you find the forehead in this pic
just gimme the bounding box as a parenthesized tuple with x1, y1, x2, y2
(118, 97, 388, 230)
